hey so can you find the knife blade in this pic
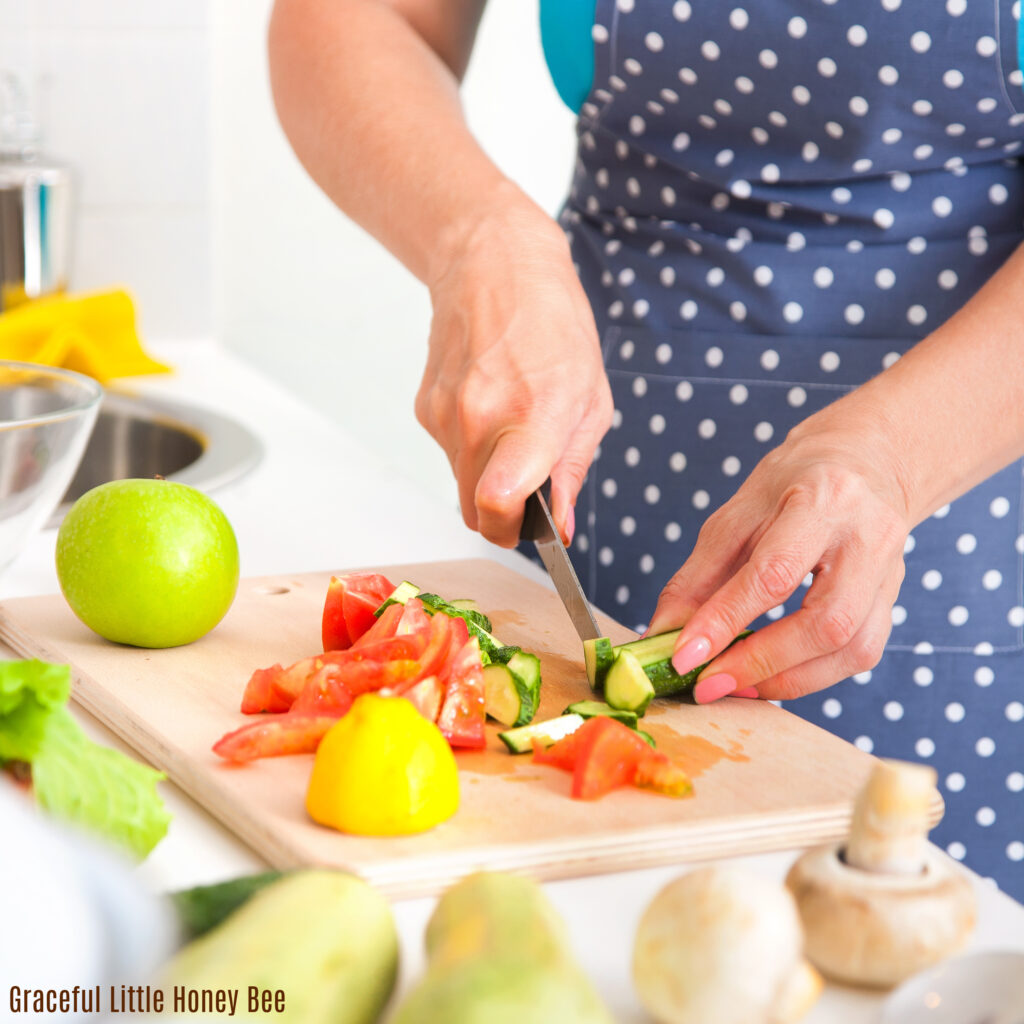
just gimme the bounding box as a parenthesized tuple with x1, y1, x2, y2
(520, 483, 602, 642)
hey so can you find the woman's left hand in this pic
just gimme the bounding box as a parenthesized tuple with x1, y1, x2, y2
(645, 413, 913, 703)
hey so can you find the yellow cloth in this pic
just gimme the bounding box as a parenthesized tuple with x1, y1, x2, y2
(0, 289, 171, 383)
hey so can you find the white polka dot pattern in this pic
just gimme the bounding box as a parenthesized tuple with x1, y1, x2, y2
(561, 0, 1024, 901)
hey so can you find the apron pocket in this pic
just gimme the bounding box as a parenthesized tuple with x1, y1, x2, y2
(575, 325, 1024, 654)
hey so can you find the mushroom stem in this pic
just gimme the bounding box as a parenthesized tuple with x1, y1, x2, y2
(786, 758, 976, 988)
(845, 759, 937, 875)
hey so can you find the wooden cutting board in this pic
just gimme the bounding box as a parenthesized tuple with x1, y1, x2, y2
(0, 558, 916, 898)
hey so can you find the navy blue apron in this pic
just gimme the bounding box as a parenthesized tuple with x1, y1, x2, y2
(557, 0, 1024, 897)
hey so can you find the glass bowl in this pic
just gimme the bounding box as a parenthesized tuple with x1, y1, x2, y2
(0, 360, 102, 575)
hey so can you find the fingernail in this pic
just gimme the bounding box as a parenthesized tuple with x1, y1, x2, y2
(733, 686, 760, 699)
(564, 504, 576, 546)
(693, 673, 738, 704)
(672, 636, 711, 676)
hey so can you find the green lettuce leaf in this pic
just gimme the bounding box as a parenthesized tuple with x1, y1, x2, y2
(0, 658, 170, 858)
(31, 708, 171, 859)
(0, 659, 72, 762)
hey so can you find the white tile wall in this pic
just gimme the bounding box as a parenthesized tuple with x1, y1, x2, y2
(0, 0, 212, 340)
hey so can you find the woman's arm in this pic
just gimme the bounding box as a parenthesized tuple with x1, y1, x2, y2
(647, 243, 1024, 703)
(268, 0, 612, 544)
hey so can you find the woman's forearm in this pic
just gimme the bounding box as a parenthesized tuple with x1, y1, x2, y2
(267, 0, 550, 284)
(791, 243, 1024, 525)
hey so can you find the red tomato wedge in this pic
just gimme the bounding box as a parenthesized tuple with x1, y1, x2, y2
(436, 635, 486, 750)
(241, 635, 429, 715)
(350, 602, 403, 649)
(321, 572, 394, 651)
(240, 663, 292, 714)
(396, 597, 431, 635)
(289, 666, 354, 716)
(531, 728, 584, 771)
(533, 717, 693, 801)
(241, 654, 333, 713)
(414, 608, 459, 679)
(569, 717, 652, 800)
(634, 756, 694, 798)
(213, 713, 339, 762)
(397, 675, 444, 722)
(321, 577, 350, 652)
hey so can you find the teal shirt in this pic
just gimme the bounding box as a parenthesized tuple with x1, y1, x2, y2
(540, 0, 596, 112)
(540, 1, 1024, 113)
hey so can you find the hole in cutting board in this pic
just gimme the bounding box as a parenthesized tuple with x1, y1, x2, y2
(253, 585, 291, 595)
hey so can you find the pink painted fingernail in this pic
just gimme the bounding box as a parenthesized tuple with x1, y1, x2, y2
(693, 673, 738, 704)
(733, 686, 760, 699)
(672, 636, 711, 676)
(564, 504, 576, 546)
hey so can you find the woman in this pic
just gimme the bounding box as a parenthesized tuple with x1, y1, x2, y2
(268, 0, 1024, 897)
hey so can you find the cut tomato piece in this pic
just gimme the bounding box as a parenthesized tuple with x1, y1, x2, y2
(321, 572, 394, 651)
(321, 577, 351, 652)
(396, 597, 431, 636)
(532, 728, 585, 771)
(410, 608, 456, 683)
(240, 663, 291, 714)
(634, 756, 693, 798)
(289, 666, 354, 716)
(571, 717, 653, 800)
(335, 657, 421, 695)
(398, 675, 444, 722)
(351, 602, 403, 649)
(532, 717, 694, 801)
(436, 635, 486, 749)
(241, 655, 329, 713)
(241, 637, 428, 715)
(213, 713, 339, 762)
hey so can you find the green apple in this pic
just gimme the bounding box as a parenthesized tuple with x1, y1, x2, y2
(56, 478, 240, 648)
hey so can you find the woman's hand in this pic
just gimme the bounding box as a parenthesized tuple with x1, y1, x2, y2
(417, 198, 613, 547)
(646, 413, 913, 703)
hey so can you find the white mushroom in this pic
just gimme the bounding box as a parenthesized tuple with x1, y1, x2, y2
(785, 758, 976, 989)
(632, 865, 823, 1024)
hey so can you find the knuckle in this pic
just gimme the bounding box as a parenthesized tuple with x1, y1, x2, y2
(847, 627, 886, 674)
(749, 552, 804, 604)
(740, 642, 782, 684)
(696, 507, 732, 551)
(474, 486, 518, 520)
(454, 387, 490, 435)
(813, 603, 860, 652)
(657, 574, 687, 608)
(655, 575, 699, 622)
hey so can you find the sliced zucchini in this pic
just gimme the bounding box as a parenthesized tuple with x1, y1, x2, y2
(604, 649, 655, 715)
(448, 598, 482, 614)
(582, 637, 615, 692)
(484, 664, 522, 727)
(562, 699, 638, 729)
(489, 644, 522, 665)
(638, 730, 657, 749)
(373, 580, 420, 616)
(505, 651, 541, 726)
(608, 629, 751, 698)
(484, 653, 541, 727)
(498, 713, 585, 755)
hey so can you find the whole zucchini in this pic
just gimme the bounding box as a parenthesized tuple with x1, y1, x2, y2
(390, 872, 614, 1024)
(162, 869, 398, 1023)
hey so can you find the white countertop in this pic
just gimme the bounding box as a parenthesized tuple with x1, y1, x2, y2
(3, 339, 1023, 1022)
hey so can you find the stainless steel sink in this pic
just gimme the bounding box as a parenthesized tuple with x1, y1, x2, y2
(50, 391, 263, 523)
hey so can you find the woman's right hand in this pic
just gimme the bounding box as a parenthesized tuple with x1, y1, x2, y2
(417, 193, 613, 548)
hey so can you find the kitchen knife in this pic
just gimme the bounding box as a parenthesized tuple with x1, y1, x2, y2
(520, 484, 602, 642)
